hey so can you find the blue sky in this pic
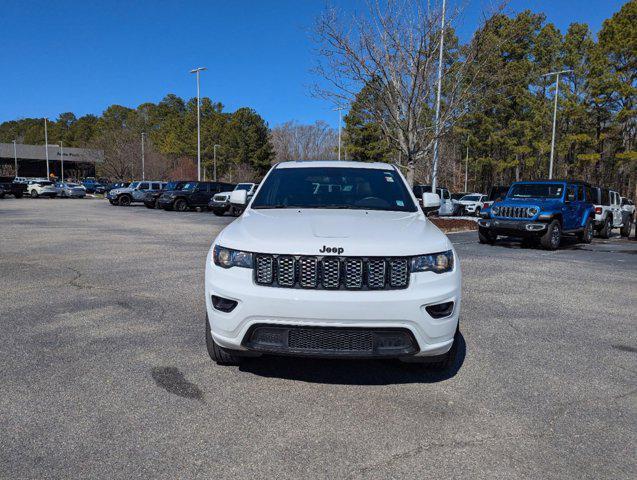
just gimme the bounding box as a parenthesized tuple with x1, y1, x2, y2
(0, 0, 626, 128)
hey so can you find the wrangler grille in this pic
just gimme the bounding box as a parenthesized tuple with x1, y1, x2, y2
(497, 206, 532, 219)
(254, 254, 410, 290)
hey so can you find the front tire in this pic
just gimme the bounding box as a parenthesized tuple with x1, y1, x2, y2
(30, 190, 39, 198)
(474, 207, 481, 217)
(205, 314, 241, 365)
(578, 218, 593, 244)
(119, 195, 132, 206)
(541, 219, 562, 250)
(621, 216, 632, 237)
(212, 208, 225, 217)
(599, 216, 611, 239)
(174, 198, 188, 212)
(478, 227, 497, 244)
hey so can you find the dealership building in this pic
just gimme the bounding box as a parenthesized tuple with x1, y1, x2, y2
(0, 143, 103, 179)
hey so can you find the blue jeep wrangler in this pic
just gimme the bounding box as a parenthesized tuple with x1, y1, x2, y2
(477, 180, 595, 250)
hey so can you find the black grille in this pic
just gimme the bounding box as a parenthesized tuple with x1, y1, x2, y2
(254, 254, 410, 290)
(289, 328, 373, 352)
(497, 206, 532, 219)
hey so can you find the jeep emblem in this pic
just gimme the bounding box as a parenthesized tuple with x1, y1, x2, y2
(319, 245, 344, 255)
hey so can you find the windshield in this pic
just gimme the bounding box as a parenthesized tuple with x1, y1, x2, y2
(181, 182, 197, 191)
(128, 182, 139, 189)
(252, 167, 417, 212)
(235, 183, 252, 191)
(166, 181, 183, 191)
(509, 183, 563, 199)
(460, 195, 480, 201)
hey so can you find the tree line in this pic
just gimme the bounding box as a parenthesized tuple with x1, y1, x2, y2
(336, 1, 636, 197)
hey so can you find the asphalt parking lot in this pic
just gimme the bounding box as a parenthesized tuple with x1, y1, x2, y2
(1, 198, 635, 479)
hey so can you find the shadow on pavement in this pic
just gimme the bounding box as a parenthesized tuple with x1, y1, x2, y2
(238, 331, 466, 385)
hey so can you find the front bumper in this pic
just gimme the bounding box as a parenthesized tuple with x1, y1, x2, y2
(209, 200, 230, 209)
(158, 198, 175, 208)
(478, 218, 547, 236)
(204, 251, 461, 358)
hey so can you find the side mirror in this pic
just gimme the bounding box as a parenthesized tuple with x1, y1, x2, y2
(422, 192, 441, 209)
(230, 189, 248, 206)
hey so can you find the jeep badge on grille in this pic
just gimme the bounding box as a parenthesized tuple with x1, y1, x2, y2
(319, 245, 344, 254)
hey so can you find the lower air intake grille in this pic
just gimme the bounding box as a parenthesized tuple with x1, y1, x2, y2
(289, 328, 373, 352)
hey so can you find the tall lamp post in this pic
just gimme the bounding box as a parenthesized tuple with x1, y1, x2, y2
(464, 134, 469, 193)
(190, 67, 207, 181)
(13, 140, 18, 176)
(431, 0, 446, 192)
(141, 132, 146, 180)
(542, 69, 573, 179)
(334, 106, 346, 160)
(213, 144, 220, 181)
(59, 141, 64, 182)
(44, 118, 50, 178)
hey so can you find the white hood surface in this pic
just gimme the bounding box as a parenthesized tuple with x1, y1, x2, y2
(216, 209, 451, 257)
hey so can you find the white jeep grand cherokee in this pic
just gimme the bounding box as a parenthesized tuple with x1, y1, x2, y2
(205, 161, 461, 369)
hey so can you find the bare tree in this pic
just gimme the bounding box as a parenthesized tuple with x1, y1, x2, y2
(312, 0, 482, 185)
(271, 121, 339, 161)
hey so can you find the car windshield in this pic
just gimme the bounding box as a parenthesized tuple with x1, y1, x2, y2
(128, 182, 139, 189)
(181, 182, 197, 191)
(461, 195, 480, 201)
(509, 183, 563, 199)
(251, 167, 417, 212)
(165, 181, 182, 190)
(235, 183, 252, 191)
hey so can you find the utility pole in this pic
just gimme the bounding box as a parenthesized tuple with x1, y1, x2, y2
(44, 118, 50, 178)
(464, 135, 469, 193)
(141, 132, 146, 180)
(334, 106, 346, 160)
(213, 144, 220, 181)
(430, 0, 446, 193)
(59, 141, 64, 182)
(190, 67, 207, 181)
(13, 140, 18, 176)
(542, 69, 572, 179)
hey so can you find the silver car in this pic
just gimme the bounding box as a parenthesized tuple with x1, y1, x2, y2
(56, 182, 87, 198)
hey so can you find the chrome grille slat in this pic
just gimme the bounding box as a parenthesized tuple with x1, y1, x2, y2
(253, 255, 409, 290)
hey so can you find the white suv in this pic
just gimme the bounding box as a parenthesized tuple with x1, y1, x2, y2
(204, 161, 461, 369)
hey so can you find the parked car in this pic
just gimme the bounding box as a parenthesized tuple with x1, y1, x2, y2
(591, 187, 632, 238)
(204, 160, 460, 368)
(26, 180, 58, 198)
(456, 193, 488, 216)
(412, 185, 454, 215)
(0, 176, 27, 198)
(143, 180, 191, 209)
(478, 180, 595, 250)
(209, 183, 260, 216)
(158, 181, 235, 212)
(107, 181, 165, 206)
(55, 182, 87, 198)
(481, 185, 510, 210)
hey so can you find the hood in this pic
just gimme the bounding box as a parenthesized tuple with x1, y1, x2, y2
(496, 197, 562, 209)
(459, 199, 479, 205)
(215, 209, 451, 257)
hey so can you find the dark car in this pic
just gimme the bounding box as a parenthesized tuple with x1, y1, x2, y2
(143, 180, 191, 209)
(158, 181, 235, 212)
(481, 185, 510, 210)
(0, 176, 27, 199)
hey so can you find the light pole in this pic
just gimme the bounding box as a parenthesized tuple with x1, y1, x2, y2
(464, 135, 469, 193)
(141, 132, 146, 180)
(59, 141, 64, 182)
(44, 118, 50, 178)
(190, 67, 207, 181)
(542, 69, 573, 179)
(13, 140, 18, 176)
(334, 106, 346, 160)
(213, 144, 220, 181)
(431, 0, 446, 193)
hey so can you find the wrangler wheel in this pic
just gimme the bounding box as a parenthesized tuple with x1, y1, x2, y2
(541, 219, 561, 250)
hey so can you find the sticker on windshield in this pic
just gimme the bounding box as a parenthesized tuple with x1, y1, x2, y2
(396, 200, 404, 206)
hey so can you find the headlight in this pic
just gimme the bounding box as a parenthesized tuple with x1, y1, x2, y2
(491, 206, 500, 215)
(527, 206, 539, 217)
(213, 245, 253, 269)
(411, 250, 454, 274)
